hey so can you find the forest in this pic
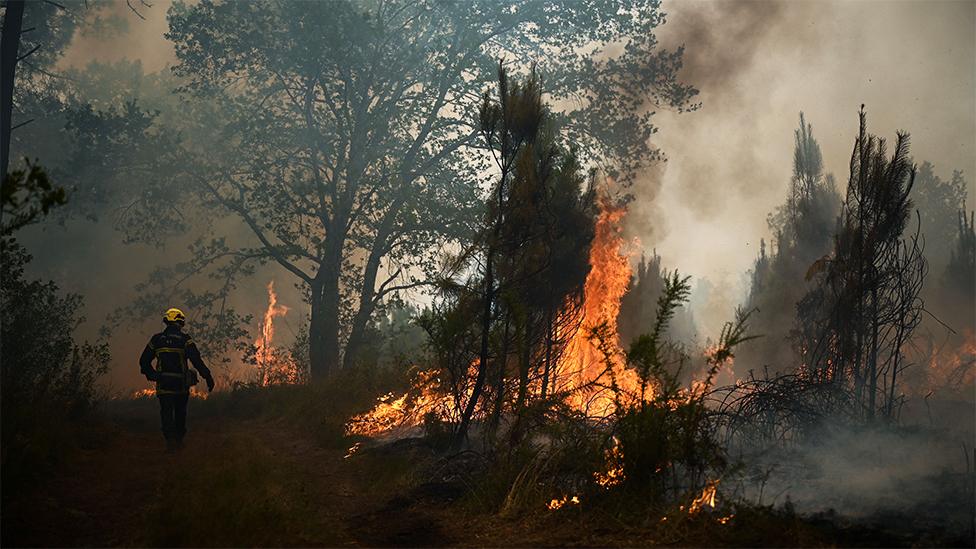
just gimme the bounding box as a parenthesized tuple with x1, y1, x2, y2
(1, 0, 974, 547)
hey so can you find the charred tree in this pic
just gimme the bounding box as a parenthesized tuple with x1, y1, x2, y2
(1, 0, 25, 178)
(796, 107, 925, 422)
(740, 113, 841, 374)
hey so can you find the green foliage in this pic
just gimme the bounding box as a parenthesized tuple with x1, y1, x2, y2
(608, 274, 743, 502)
(158, 0, 696, 375)
(619, 252, 697, 352)
(1, 158, 66, 238)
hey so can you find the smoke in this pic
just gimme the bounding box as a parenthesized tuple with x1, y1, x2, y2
(625, 0, 976, 340)
(55, 0, 176, 74)
(736, 422, 974, 541)
(18, 0, 976, 390)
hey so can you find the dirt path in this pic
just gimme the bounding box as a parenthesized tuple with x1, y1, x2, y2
(4, 403, 450, 547)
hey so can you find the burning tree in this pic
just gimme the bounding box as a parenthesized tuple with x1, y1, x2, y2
(154, 0, 697, 378)
(253, 281, 304, 386)
(443, 67, 599, 445)
(795, 108, 926, 422)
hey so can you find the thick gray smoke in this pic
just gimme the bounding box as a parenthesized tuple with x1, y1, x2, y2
(628, 0, 975, 339)
(734, 423, 974, 543)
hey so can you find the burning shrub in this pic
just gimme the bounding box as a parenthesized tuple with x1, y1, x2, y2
(590, 274, 755, 514)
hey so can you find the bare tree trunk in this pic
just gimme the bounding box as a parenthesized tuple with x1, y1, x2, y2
(309, 234, 344, 378)
(1, 0, 25, 178)
(868, 286, 879, 420)
(454, 247, 494, 448)
(540, 306, 553, 400)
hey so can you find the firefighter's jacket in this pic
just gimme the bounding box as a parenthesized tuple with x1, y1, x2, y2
(139, 324, 212, 395)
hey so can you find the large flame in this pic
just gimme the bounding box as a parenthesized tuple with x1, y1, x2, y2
(347, 197, 638, 435)
(255, 280, 300, 385)
(551, 197, 640, 416)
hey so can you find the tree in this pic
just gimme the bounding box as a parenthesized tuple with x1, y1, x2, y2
(911, 162, 968, 271)
(445, 67, 597, 445)
(739, 113, 841, 373)
(1, 0, 25, 178)
(795, 108, 925, 421)
(617, 250, 697, 356)
(943, 210, 974, 311)
(159, 0, 697, 377)
(1, 158, 65, 239)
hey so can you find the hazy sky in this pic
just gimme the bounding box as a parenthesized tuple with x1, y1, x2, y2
(52, 0, 976, 375)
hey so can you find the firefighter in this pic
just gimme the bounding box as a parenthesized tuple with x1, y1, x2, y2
(139, 308, 215, 451)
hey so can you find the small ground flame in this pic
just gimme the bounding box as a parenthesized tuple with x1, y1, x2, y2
(547, 495, 581, 510)
(686, 479, 719, 514)
(593, 436, 625, 488)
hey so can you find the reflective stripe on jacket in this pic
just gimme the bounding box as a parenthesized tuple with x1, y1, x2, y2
(139, 325, 212, 395)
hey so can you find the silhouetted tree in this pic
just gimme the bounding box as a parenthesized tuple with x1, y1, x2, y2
(442, 68, 597, 446)
(740, 113, 841, 373)
(618, 250, 697, 356)
(796, 108, 925, 421)
(944, 210, 975, 309)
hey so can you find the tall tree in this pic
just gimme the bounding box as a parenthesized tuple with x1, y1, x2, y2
(160, 0, 697, 377)
(796, 108, 925, 421)
(438, 67, 596, 445)
(739, 113, 841, 373)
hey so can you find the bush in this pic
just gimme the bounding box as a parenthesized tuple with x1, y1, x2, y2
(1, 241, 109, 488)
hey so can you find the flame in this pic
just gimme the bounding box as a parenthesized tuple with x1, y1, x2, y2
(130, 387, 208, 400)
(552, 196, 641, 416)
(547, 494, 580, 510)
(686, 479, 719, 514)
(132, 388, 156, 399)
(255, 281, 300, 385)
(344, 442, 362, 459)
(346, 369, 455, 437)
(593, 436, 625, 488)
(923, 329, 976, 393)
(346, 197, 639, 435)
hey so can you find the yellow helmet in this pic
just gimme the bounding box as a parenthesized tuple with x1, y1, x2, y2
(163, 308, 186, 324)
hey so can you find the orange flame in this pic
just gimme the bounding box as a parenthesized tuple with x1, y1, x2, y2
(683, 479, 719, 514)
(552, 196, 641, 416)
(255, 280, 300, 385)
(547, 494, 581, 510)
(130, 386, 208, 400)
(924, 329, 976, 393)
(347, 196, 639, 435)
(593, 436, 625, 487)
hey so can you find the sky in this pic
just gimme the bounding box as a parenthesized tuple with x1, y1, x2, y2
(48, 0, 976, 384)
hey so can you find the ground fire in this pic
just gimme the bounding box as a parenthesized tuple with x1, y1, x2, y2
(346, 197, 641, 436)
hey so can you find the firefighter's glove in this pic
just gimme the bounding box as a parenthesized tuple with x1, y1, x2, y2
(145, 371, 158, 382)
(205, 376, 215, 392)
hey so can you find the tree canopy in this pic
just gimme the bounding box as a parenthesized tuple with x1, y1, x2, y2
(148, 0, 697, 376)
